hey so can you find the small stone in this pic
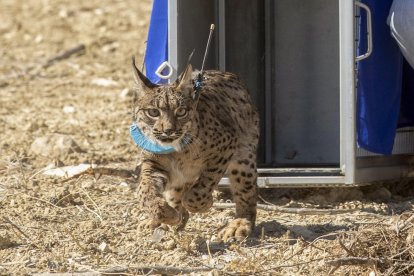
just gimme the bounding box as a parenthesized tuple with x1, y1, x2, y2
(152, 227, 165, 243)
(102, 42, 120, 53)
(208, 270, 220, 276)
(119, 182, 129, 187)
(164, 239, 176, 250)
(58, 9, 68, 18)
(290, 225, 318, 241)
(94, 8, 103, 15)
(63, 105, 76, 114)
(119, 88, 133, 98)
(34, 35, 43, 43)
(210, 235, 219, 243)
(26, 122, 40, 132)
(137, 20, 146, 27)
(0, 235, 16, 250)
(91, 78, 118, 87)
(43, 207, 50, 216)
(97, 241, 110, 252)
(207, 241, 227, 253)
(406, 228, 414, 243)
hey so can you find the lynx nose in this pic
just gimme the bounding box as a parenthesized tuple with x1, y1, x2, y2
(163, 129, 174, 136)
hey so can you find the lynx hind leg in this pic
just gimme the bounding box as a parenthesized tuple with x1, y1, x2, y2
(218, 158, 257, 242)
(182, 179, 215, 213)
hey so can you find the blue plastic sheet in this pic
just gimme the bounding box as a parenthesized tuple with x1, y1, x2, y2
(145, 0, 168, 84)
(356, 0, 403, 155)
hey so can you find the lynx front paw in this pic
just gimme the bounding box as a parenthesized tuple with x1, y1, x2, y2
(138, 218, 162, 231)
(218, 218, 253, 242)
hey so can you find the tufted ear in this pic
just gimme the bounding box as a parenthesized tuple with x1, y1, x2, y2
(177, 63, 193, 91)
(131, 56, 157, 90)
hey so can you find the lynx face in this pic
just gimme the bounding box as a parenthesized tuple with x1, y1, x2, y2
(132, 61, 197, 150)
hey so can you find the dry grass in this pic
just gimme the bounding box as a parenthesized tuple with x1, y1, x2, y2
(1, 164, 414, 275)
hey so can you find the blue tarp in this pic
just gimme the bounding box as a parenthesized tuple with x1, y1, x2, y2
(145, 0, 168, 84)
(357, 0, 403, 155)
(357, 0, 414, 155)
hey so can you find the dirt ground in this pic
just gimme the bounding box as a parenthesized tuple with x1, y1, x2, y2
(1, 0, 414, 275)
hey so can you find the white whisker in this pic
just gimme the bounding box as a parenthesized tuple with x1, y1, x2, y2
(180, 133, 204, 158)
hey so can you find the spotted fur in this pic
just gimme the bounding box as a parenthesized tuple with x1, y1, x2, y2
(132, 61, 259, 241)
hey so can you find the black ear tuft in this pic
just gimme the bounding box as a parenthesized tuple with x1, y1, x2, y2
(177, 63, 193, 90)
(131, 56, 158, 88)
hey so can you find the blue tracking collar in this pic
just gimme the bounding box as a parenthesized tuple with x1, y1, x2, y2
(130, 123, 177, 154)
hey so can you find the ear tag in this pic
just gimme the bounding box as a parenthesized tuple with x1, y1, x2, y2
(130, 123, 176, 154)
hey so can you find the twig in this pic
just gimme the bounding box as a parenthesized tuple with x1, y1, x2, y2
(82, 204, 103, 223)
(80, 188, 103, 222)
(23, 194, 63, 209)
(328, 265, 340, 275)
(258, 194, 276, 206)
(42, 44, 85, 68)
(390, 244, 414, 259)
(2, 216, 31, 241)
(385, 266, 397, 276)
(100, 265, 212, 275)
(101, 200, 139, 206)
(213, 202, 361, 215)
(28, 166, 50, 180)
(66, 230, 88, 252)
(393, 265, 414, 276)
(282, 232, 341, 263)
(206, 240, 212, 260)
(398, 214, 414, 232)
(269, 255, 342, 269)
(0, 44, 85, 83)
(61, 167, 138, 183)
(0, 261, 26, 266)
(325, 257, 382, 267)
(338, 238, 355, 257)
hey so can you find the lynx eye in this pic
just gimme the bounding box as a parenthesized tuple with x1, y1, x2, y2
(145, 108, 160, 118)
(176, 107, 188, 118)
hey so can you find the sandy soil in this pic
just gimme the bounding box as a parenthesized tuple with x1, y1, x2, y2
(1, 0, 414, 275)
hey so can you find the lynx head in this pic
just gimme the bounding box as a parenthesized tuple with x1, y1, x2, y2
(131, 58, 197, 150)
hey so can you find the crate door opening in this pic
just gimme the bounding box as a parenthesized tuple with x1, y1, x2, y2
(266, 0, 340, 167)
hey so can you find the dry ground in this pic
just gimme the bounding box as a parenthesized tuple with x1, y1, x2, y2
(1, 0, 414, 275)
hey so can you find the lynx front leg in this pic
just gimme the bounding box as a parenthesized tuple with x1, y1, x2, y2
(218, 159, 257, 242)
(137, 161, 181, 230)
(182, 156, 233, 213)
